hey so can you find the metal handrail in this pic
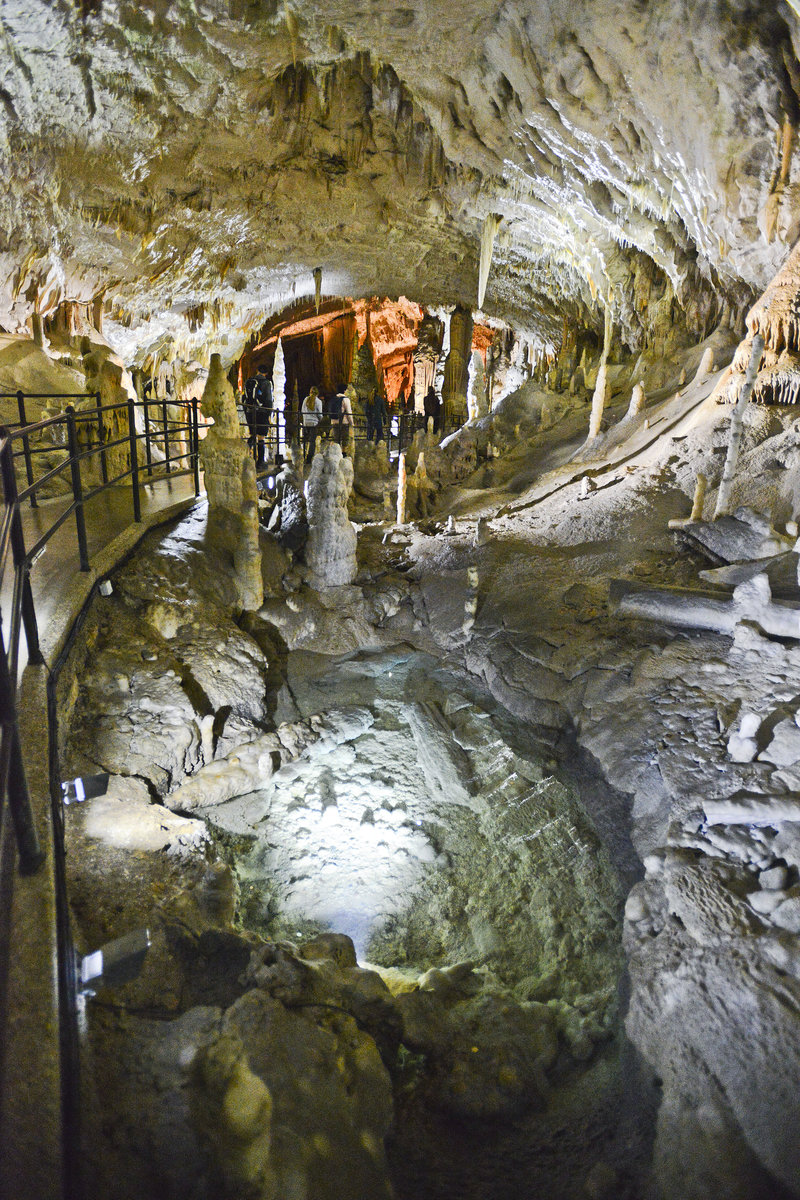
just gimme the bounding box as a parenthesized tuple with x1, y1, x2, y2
(0, 387, 203, 869)
(0, 387, 204, 1200)
(237, 403, 449, 466)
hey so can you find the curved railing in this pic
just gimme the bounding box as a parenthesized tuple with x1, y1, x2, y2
(0, 389, 202, 1200)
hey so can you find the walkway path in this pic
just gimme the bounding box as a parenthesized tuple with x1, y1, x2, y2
(9, 473, 200, 675)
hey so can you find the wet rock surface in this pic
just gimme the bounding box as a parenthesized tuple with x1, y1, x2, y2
(59, 349, 800, 1199)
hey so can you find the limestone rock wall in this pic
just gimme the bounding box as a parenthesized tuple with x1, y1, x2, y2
(0, 2, 797, 361)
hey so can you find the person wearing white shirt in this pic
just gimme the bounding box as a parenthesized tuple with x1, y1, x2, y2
(339, 389, 354, 449)
(301, 385, 322, 462)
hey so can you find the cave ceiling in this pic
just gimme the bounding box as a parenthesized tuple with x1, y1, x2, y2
(2, 0, 800, 364)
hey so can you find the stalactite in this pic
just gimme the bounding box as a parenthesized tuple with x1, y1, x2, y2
(286, 8, 299, 67)
(313, 267, 322, 314)
(478, 213, 501, 309)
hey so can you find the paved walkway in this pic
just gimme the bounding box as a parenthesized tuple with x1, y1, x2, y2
(8, 473, 200, 675)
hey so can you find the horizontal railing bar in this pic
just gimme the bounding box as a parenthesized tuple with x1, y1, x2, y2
(0, 392, 95, 399)
(23, 502, 78, 565)
(15, 459, 73, 503)
(0, 502, 15, 562)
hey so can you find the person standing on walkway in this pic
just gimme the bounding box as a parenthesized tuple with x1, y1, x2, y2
(339, 389, 354, 450)
(327, 389, 342, 443)
(366, 388, 388, 443)
(423, 385, 441, 434)
(301, 385, 322, 462)
(243, 371, 260, 447)
(253, 367, 273, 465)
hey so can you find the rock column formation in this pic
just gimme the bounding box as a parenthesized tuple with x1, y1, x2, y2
(413, 313, 443, 413)
(304, 441, 357, 588)
(199, 353, 263, 611)
(442, 305, 472, 427)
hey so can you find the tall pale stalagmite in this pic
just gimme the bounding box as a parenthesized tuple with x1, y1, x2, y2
(467, 350, 487, 421)
(273, 336, 286, 450)
(200, 353, 263, 611)
(588, 305, 613, 440)
(397, 451, 407, 524)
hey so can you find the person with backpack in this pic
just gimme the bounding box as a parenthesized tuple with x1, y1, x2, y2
(252, 367, 273, 465)
(243, 370, 260, 447)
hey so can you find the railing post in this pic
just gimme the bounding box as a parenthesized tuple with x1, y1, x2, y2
(142, 391, 153, 477)
(0, 434, 42, 666)
(191, 398, 200, 496)
(95, 390, 108, 485)
(126, 396, 141, 522)
(162, 395, 171, 474)
(0, 620, 44, 871)
(65, 406, 90, 572)
(16, 390, 36, 510)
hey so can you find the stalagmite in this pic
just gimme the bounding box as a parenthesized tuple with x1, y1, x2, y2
(690, 473, 707, 521)
(304, 441, 357, 588)
(714, 333, 765, 518)
(588, 305, 613, 440)
(31, 311, 45, 349)
(397, 451, 407, 524)
(199, 353, 263, 611)
(693, 346, 715, 383)
(463, 565, 479, 635)
(413, 313, 443, 413)
(273, 335, 286, 452)
(442, 305, 472, 427)
(412, 452, 435, 518)
(478, 213, 501, 309)
(627, 382, 646, 417)
(467, 350, 487, 421)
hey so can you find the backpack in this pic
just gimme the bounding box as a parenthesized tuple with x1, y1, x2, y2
(255, 376, 273, 408)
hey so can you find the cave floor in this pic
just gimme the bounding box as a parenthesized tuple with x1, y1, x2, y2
(59, 371, 800, 1199)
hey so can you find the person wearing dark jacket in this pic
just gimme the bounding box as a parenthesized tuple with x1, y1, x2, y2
(252, 369, 273, 465)
(365, 388, 388, 443)
(423, 385, 441, 433)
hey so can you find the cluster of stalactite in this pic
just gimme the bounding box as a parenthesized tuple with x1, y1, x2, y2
(719, 240, 800, 405)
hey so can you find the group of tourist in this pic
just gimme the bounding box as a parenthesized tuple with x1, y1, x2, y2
(243, 365, 443, 466)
